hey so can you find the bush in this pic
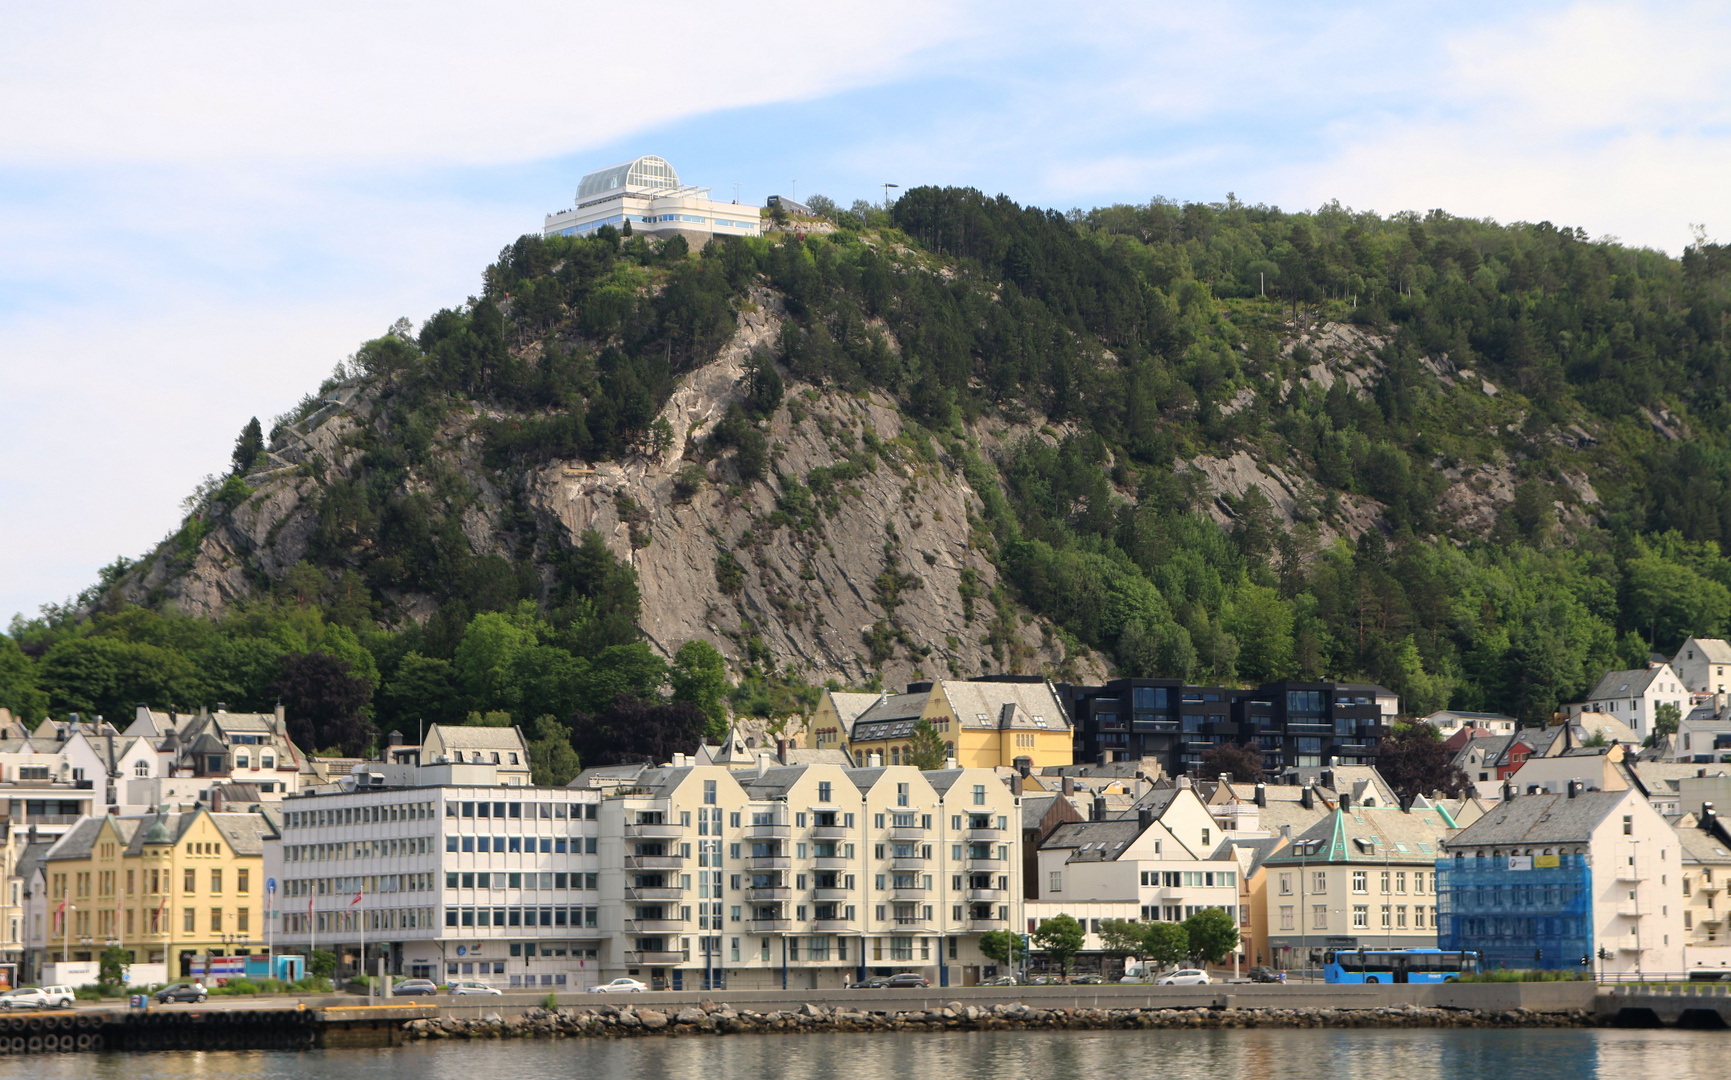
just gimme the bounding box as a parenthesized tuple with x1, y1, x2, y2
(1455, 969, 1589, 982)
(74, 985, 105, 1000)
(213, 978, 260, 995)
(544, 991, 559, 1009)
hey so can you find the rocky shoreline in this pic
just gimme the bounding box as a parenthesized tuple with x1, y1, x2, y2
(403, 1000, 1599, 1040)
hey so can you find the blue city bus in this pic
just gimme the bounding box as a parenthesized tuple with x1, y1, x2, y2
(1324, 948, 1479, 984)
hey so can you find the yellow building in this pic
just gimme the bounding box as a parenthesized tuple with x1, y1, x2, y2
(37, 808, 278, 977)
(831, 679, 1073, 770)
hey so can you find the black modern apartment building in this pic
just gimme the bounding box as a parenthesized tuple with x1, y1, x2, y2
(1055, 679, 1397, 779)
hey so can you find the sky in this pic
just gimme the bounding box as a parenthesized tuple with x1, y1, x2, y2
(2, 0, 1729, 624)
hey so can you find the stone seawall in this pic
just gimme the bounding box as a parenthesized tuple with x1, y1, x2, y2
(404, 999, 1598, 1041)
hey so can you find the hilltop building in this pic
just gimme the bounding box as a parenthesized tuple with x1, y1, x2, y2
(542, 156, 760, 247)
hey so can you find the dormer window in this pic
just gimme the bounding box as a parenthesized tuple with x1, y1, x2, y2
(509, 753, 518, 765)
(134, 761, 149, 777)
(235, 753, 249, 769)
(262, 754, 274, 769)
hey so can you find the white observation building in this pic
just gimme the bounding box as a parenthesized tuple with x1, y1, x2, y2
(543, 155, 760, 247)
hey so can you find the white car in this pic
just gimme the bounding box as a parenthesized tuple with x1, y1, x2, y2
(589, 978, 648, 993)
(449, 981, 502, 996)
(1, 985, 76, 1009)
(1157, 969, 1211, 986)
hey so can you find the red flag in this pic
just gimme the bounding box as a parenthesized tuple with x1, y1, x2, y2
(350, 885, 364, 907)
(54, 898, 66, 932)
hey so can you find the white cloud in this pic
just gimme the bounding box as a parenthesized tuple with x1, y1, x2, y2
(1, 0, 978, 166)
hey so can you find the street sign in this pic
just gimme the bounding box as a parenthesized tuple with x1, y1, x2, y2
(267, 878, 276, 893)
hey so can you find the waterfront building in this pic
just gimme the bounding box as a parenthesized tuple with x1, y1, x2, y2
(1437, 784, 1684, 975)
(826, 678, 1072, 771)
(265, 761, 602, 989)
(542, 156, 761, 247)
(1259, 793, 1456, 969)
(1676, 803, 1731, 970)
(20, 807, 278, 984)
(573, 755, 1022, 989)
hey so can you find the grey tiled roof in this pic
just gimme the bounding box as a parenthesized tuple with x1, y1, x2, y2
(1442, 789, 1630, 847)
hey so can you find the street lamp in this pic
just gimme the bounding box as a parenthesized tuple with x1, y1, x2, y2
(883, 183, 899, 212)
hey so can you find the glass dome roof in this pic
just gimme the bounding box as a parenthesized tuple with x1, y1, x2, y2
(576, 155, 680, 200)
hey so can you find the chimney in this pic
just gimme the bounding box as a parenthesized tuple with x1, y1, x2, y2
(1015, 757, 1032, 778)
(777, 739, 789, 766)
(1092, 795, 1107, 822)
(869, 752, 882, 768)
(756, 751, 771, 777)
(1526, 784, 1542, 795)
(1138, 806, 1153, 830)
(1254, 783, 1267, 808)
(1300, 785, 1314, 810)
(1010, 775, 1024, 796)
(1567, 780, 1581, 799)
(1099, 749, 1114, 766)
(1320, 768, 1335, 791)
(1177, 775, 1193, 790)
(1702, 802, 1717, 830)
(1279, 823, 1291, 841)
(1502, 781, 1516, 802)
(1062, 776, 1075, 797)
(387, 730, 404, 747)
(1339, 792, 1352, 813)
(210, 787, 225, 812)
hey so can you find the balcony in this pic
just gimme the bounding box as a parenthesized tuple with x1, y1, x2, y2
(623, 919, 685, 934)
(1205, 722, 1240, 737)
(892, 916, 928, 927)
(1698, 880, 1724, 895)
(748, 856, 790, 870)
(891, 887, 926, 901)
(968, 917, 1007, 930)
(891, 857, 928, 870)
(624, 950, 686, 965)
(746, 887, 791, 901)
(624, 854, 684, 870)
(624, 886, 684, 901)
(811, 919, 851, 932)
(623, 822, 682, 839)
(1617, 903, 1645, 919)
(965, 854, 1000, 868)
(811, 825, 849, 839)
(748, 822, 791, 839)
(966, 888, 1005, 902)
(889, 826, 926, 841)
(966, 826, 1002, 840)
(1616, 865, 1649, 883)
(812, 856, 850, 870)
(748, 919, 792, 933)
(812, 888, 849, 901)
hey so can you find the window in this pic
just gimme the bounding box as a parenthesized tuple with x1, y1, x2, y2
(1312, 872, 1327, 894)
(897, 783, 910, 808)
(1353, 905, 1368, 928)
(1312, 905, 1328, 930)
(1279, 872, 1292, 896)
(972, 785, 986, 806)
(1352, 871, 1367, 894)
(1201, 828, 1210, 847)
(134, 760, 149, 777)
(1623, 815, 1633, 836)
(1049, 872, 1062, 893)
(818, 782, 832, 803)
(184, 908, 195, 932)
(211, 869, 223, 894)
(1279, 906, 1294, 930)
(1395, 871, 1407, 894)
(184, 869, 196, 893)
(1380, 905, 1391, 929)
(238, 908, 250, 932)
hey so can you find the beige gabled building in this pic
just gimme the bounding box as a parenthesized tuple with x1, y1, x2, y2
(830, 679, 1072, 771)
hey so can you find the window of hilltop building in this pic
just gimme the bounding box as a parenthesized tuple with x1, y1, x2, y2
(134, 761, 149, 777)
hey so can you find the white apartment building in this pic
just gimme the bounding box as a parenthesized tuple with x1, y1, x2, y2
(1673, 638, 1731, 695)
(1677, 806, 1731, 970)
(1573, 665, 1688, 741)
(578, 757, 1022, 990)
(543, 156, 761, 248)
(265, 763, 604, 989)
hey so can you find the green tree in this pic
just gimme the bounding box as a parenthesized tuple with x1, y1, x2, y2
(231, 417, 265, 475)
(0, 636, 48, 721)
(308, 950, 337, 977)
(1375, 722, 1470, 802)
(1142, 921, 1190, 968)
(669, 640, 730, 736)
(977, 929, 1025, 969)
(905, 718, 948, 770)
(1224, 585, 1294, 682)
(527, 713, 581, 786)
(1199, 741, 1265, 783)
(1097, 918, 1145, 959)
(1032, 913, 1087, 977)
(99, 944, 130, 989)
(1181, 907, 1240, 965)
(1653, 701, 1682, 743)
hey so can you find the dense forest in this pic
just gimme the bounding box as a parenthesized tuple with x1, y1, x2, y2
(4, 188, 1731, 771)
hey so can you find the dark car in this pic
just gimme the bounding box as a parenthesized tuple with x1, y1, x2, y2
(393, 979, 440, 996)
(156, 982, 207, 1003)
(1070, 974, 1105, 985)
(1248, 966, 1283, 984)
(885, 973, 930, 988)
(851, 976, 891, 989)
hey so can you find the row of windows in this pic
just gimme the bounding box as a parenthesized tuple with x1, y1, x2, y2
(284, 803, 436, 828)
(447, 800, 597, 820)
(1349, 870, 1432, 894)
(446, 906, 600, 928)
(1447, 883, 1582, 909)
(286, 838, 435, 861)
(447, 835, 596, 854)
(55, 868, 250, 898)
(1135, 904, 1238, 923)
(1137, 870, 1237, 888)
(447, 872, 600, 890)
(57, 904, 252, 938)
(1277, 904, 1435, 930)
(281, 909, 432, 934)
(284, 874, 434, 896)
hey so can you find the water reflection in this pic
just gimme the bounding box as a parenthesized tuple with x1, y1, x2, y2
(4, 1027, 1728, 1080)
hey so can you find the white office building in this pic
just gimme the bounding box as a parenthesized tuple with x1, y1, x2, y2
(542, 155, 761, 247)
(265, 763, 605, 989)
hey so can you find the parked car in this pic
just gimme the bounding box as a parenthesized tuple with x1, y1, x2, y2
(450, 981, 502, 996)
(156, 982, 208, 1003)
(1247, 966, 1283, 984)
(850, 976, 891, 989)
(393, 979, 440, 996)
(1156, 969, 1211, 986)
(1117, 975, 1151, 984)
(884, 972, 930, 988)
(1070, 974, 1105, 985)
(1027, 975, 1060, 985)
(983, 974, 1020, 986)
(589, 978, 648, 993)
(0, 985, 76, 1010)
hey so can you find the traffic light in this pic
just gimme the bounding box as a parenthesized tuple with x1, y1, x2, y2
(1579, 956, 1589, 967)
(1597, 946, 1612, 962)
